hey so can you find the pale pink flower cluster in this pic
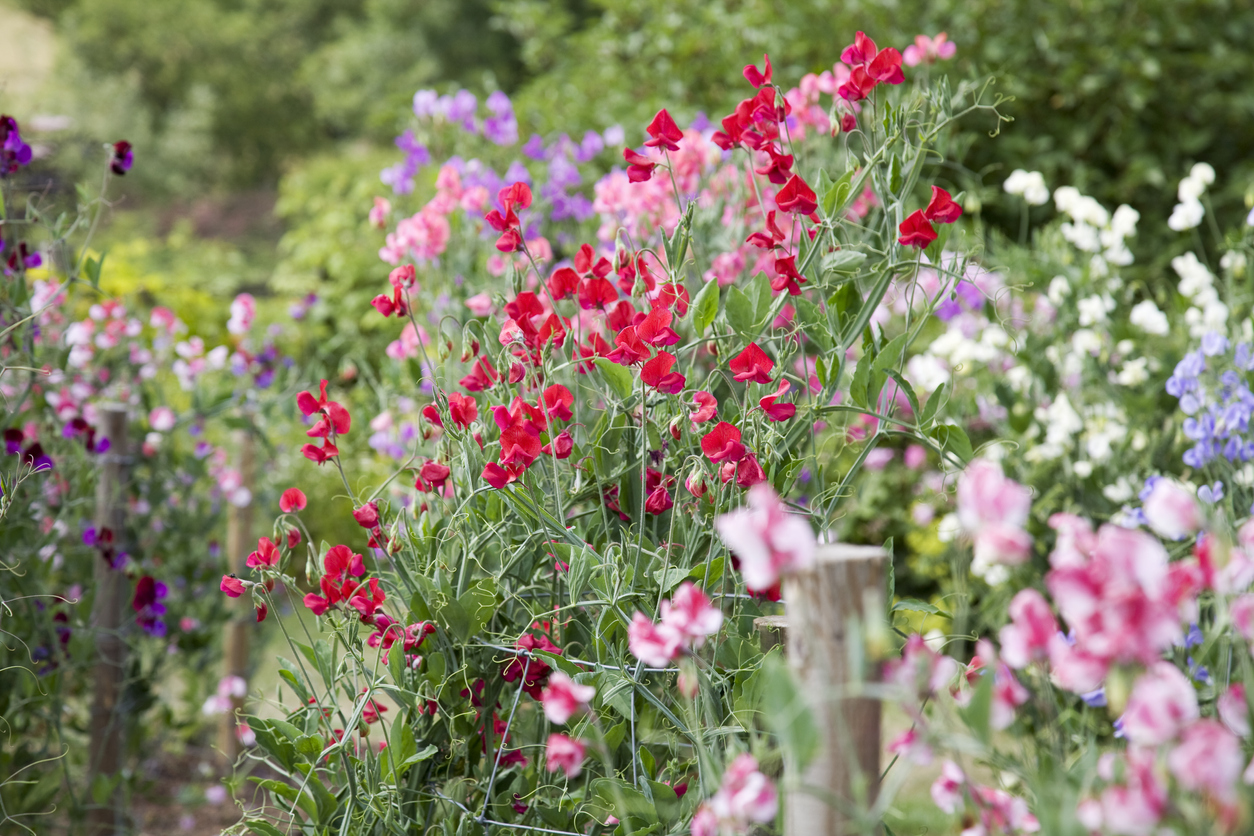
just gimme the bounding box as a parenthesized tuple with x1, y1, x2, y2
(956, 458, 1034, 574)
(379, 164, 470, 265)
(226, 292, 256, 335)
(201, 675, 247, 715)
(627, 582, 723, 667)
(714, 484, 816, 594)
(690, 754, 777, 836)
(1045, 518, 1199, 693)
(903, 33, 956, 67)
(593, 167, 681, 244)
(1141, 478, 1202, 541)
(931, 760, 1039, 835)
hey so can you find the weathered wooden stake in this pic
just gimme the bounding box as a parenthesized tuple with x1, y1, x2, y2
(87, 405, 129, 836)
(782, 543, 889, 836)
(219, 429, 255, 764)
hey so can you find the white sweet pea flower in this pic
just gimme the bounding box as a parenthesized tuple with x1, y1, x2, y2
(1168, 199, 1204, 231)
(1004, 169, 1049, 205)
(1129, 300, 1169, 336)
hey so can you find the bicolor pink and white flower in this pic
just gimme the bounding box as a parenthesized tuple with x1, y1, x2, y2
(1119, 662, 1199, 746)
(544, 733, 586, 778)
(540, 672, 596, 725)
(714, 484, 816, 593)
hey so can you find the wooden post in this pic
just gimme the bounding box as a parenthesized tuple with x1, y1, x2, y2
(218, 429, 255, 764)
(782, 543, 888, 836)
(87, 405, 129, 836)
(753, 614, 788, 654)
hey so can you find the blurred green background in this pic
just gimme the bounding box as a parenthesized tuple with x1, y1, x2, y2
(2, 0, 1252, 333)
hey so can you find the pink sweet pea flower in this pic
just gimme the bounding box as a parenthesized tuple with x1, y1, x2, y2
(220, 575, 246, 597)
(903, 33, 956, 67)
(708, 754, 777, 826)
(545, 733, 586, 778)
(1120, 662, 1199, 746)
(539, 671, 596, 725)
(1099, 748, 1167, 834)
(659, 582, 723, 647)
(1142, 478, 1202, 541)
(1219, 684, 1250, 738)
(245, 537, 280, 569)
(1168, 719, 1243, 803)
(627, 612, 684, 666)
(930, 759, 966, 813)
(714, 484, 816, 593)
(958, 459, 1031, 532)
(998, 588, 1057, 668)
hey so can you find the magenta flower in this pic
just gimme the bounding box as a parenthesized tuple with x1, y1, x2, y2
(627, 612, 683, 666)
(280, 488, 307, 513)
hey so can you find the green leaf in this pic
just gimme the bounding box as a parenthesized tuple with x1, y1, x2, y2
(793, 297, 833, 351)
(747, 271, 773, 324)
(249, 777, 317, 820)
(687, 557, 724, 587)
(888, 152, 903, 193)
(849, 351, 873, 409)
(594, 357, 635, 400)
(821, 250, 867, 274)
(653, 565, 691, 595)
(458, 577, 499, 638)
(930, 423, 974, 464)
(293, 763, 338, 824)
(691, 278, 719, 337)
(822, 168, 855, 216)
(885, 371, 920, 420)
(961, 667, 994, 745)
(919, 381, 949, 428)
(761, 655, 821, 769)
(724, 285, 756, 336)
(277, 665, 310, 704)
(592, 778, 659, 824)
(891, 599, 951, 618)
(647, 780, 681, 823)
(532, 648, 582, 678)
(245, 820, 288, 836)
(638, 746, 656, 780)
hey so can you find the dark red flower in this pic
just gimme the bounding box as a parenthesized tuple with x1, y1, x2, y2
(775, 175, 818, 216)
(644, 109, 684, 152)
(645, 485, 674, 515)
(897, 210, 938, 249)
(728, 343, 775, 384)
(923, 186, 963, 224)
(110, 141, 133, 175)
(743, 53, 773, 88)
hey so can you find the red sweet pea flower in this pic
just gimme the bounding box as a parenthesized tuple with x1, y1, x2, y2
(544, 430, 574, 459)
(246, 537, 281, 569)
(536, 314, 568, 349)
(771, 255, 806, 296)
(898, 210, 938, 249)
(574, 243, 611, 277)
(644, 109, 684, 152)
(605, 327, 651, 366)
(775, 174, 818, 216)
(867, 47, 905, 84)
(840, 31, 879, 66)
(255, 603, 268, 622)
(287, 528, 302, 549)
(645, 485, 674, 515)
(500, 425, 543, 467)
(414, 460, 451, 492)
(607, 300, 637, 333)
(576, 333, 610, 373)
(460, 357, 501, 392)
(650, 279, 690, 317)
(732, 453, 767, 488)
(297, 380, 351, 437)
(743, 53, 773, 88)
(759, 379, 797, 421)
(390, 265, 416, 289)
(220, 575, 246, 597)
(755, 147, 794, 185)
(301, 439, 339, 464)
(482, 461, 526, 489)
(701, 421, 747, 463)
(746, 210, 786, 250)
(547, 266, 580, 300)
(484, 182, 531, 252)
(353, 502, 380, 529)
(422, 404, 444, 429)
(641, 351, 686, 394)
(636, 306, 679, 347)
(542, 385, 575, 422)
(349, 577, 387, 622)
(624, 148, 658, 183)
(837, 66, 876, 102)
(448, 392, 478, 428)
(577, 277, 618, 311)
(728, 343, 775, 383)
(325, 544, 367, 577)
(280, 488, 307, 513)
(690, 391, 718, 423)
(923, 186, 963, 224)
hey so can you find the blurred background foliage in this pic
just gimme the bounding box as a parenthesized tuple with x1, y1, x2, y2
(2, 0, 1253, 344)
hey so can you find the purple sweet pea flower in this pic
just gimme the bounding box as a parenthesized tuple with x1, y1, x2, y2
(522, 134, 547, 160)
(412, 89, 440, 118)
